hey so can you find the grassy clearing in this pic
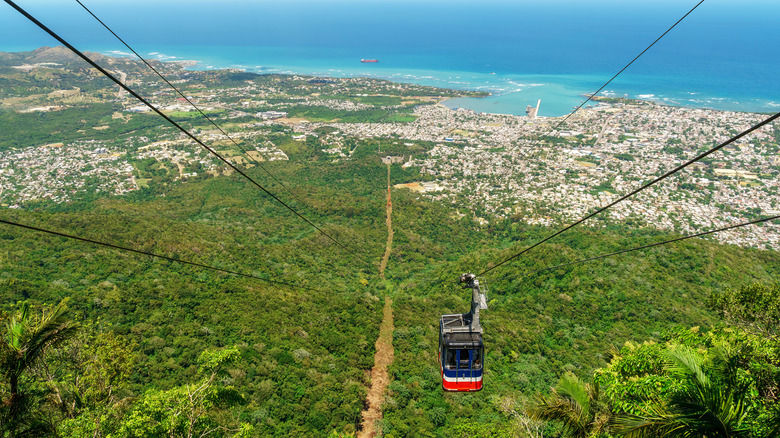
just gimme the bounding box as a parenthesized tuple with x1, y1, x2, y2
(386, 114, 418, 123)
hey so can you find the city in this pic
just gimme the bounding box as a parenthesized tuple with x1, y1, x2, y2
(1, 50, 778, 250)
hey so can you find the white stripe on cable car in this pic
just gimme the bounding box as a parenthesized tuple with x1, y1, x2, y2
(443, 374, 482, 383)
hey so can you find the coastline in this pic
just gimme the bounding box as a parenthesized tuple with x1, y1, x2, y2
(1, 0, 778, 119)
(1, 45, 777, 118)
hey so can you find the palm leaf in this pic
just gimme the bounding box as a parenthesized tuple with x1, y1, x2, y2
(20, 304, 79, 369)
(556, 372, 591, 416)
(665, 346, 709, 389)
(531, 373, 601, 438)
(616, 345, 752, 438)
(0, 301, 79, 437)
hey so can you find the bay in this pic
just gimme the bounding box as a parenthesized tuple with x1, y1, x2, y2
(1, 0, 778, 116)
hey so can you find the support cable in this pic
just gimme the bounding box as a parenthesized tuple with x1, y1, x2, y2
(74, 0, 309, 208)
(522, 215, 780, 278)
(480, 109, 780, 277)
(4, 0, 371, 267)
(543, 0, 704, 138)
(0, 218, 322, 292)
(478, 0, 708, 276)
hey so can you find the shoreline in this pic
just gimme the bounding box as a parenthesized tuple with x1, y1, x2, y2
(1, 46, 776, 118)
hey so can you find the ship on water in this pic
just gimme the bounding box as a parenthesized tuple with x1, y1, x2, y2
(361, 59, 378, 63)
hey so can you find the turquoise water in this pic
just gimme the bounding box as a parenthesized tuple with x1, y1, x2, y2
(2, 0, 779, 116)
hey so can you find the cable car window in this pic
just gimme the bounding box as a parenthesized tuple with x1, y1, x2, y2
(458, 350, 471, 370)
(445, 349, 457, 370)
(473, 349, 482, 370)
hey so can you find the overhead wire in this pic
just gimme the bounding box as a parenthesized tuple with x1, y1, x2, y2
(543, 0, 704, 139)
(72, 0, 354, 272)
(480, 109, 780, 277)
(7, 0, 774, 284)
(478, 1, 710, 276)
(4, 0, 374, 269)
(519, 214, 780, 279)
(73, 0, 309, 208)
(403, 0, 710, 288)
(472, 0, 769, 278)
(0, 218, 323, 292)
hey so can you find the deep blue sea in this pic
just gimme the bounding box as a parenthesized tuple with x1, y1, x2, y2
(2, 0, 779, 116)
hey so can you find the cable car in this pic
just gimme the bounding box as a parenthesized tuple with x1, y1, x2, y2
(439, 273, 487, 392)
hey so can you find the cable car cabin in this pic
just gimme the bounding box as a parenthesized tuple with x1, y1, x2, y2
(438, 273, 488, 392)
(439, 313, 484, 391)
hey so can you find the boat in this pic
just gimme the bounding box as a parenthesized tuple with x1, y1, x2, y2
(361, 59, 378, 63)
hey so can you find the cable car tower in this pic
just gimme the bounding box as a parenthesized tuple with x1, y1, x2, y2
(438, 273, 487, 391)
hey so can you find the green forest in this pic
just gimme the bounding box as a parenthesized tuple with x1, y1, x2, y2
(0, 147, 778, 437)
(0, 50, 778, 437)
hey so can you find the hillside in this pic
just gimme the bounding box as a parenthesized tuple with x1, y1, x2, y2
(1, 153, 778, 436)
(0, 51, 778, 437)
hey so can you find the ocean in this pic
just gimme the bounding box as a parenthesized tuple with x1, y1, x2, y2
(1, 0, 779, 117)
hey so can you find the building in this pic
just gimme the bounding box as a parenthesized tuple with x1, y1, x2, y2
(257, 111, 288, 120)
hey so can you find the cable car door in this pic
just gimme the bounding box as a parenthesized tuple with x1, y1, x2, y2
(456, 349, 473, 385)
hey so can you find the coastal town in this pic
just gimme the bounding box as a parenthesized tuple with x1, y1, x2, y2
(325, 102, 780, 250)
(1, 48, 778, 250)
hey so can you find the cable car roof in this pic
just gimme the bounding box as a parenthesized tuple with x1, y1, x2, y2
(442, 331, 483, 348)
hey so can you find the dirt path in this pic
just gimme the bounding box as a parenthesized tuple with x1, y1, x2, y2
(379, 164, 393, 279)
(358, 296, 395, 438)
(358, 164, 395, 438)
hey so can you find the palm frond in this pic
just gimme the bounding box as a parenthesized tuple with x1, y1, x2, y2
(531, 391, 587, 437)
(613, 399, 674, 438)
(556, 372, 591, 416)
(20, 303, 79, 369)
(618, 346, 753, 438)
(5, 302, 30, 352)
(665, 346, 709, 389)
